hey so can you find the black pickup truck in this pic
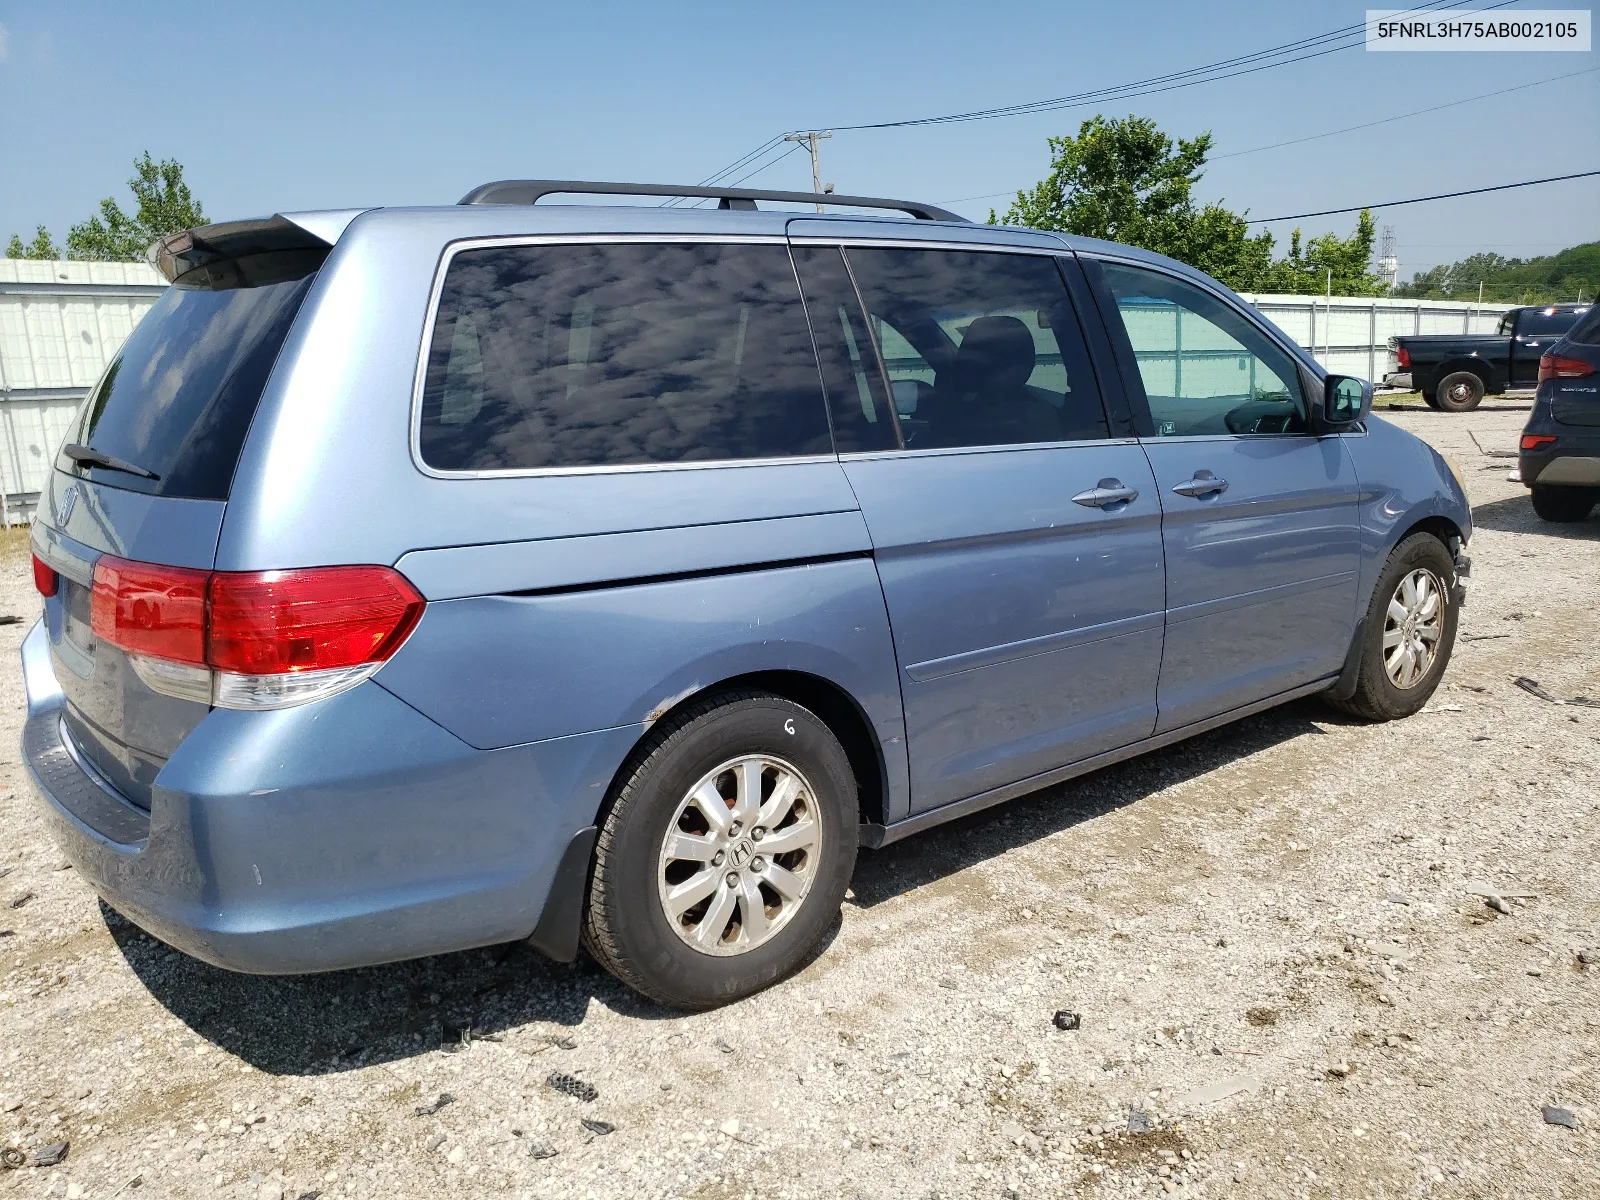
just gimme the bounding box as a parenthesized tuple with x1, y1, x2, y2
(1384, 303, 1590, 412)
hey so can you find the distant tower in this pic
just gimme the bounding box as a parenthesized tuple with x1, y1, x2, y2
(1377, 226, 1399, 294)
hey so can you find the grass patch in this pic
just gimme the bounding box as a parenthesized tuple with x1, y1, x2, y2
(0, 524, 32, 562)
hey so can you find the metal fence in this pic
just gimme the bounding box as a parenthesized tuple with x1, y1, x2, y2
(1238, 293, 1515, 383)
(0, 259, 168, 522)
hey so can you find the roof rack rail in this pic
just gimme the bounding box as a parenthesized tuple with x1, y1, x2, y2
(457, 179, 968, 223)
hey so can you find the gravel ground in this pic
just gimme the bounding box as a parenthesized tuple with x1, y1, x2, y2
(2, 405, 1596, 1200)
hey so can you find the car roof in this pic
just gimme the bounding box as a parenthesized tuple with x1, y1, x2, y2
(275, 202, 1190, 270)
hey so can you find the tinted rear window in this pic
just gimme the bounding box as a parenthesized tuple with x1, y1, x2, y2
(1562, 306, 1600, 344)
(418, 242, 832, 471)
(65, 273, 316, 500)
(1518, 307, 1583, 336)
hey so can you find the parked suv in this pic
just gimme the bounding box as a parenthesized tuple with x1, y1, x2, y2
(23, 181, 1472, 1009)
(1518, 303, 1600, 522)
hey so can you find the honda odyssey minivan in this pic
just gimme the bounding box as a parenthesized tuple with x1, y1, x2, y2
(23, 180, 1472, 1009)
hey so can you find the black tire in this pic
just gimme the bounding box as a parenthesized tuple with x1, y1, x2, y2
(1422, 388, 1442, 410)
(1325, 532, 1459, 722)
(1434, 371, 1485, 412)
(582, 690, 858, 1010)
(1530, 484, 1599, 523)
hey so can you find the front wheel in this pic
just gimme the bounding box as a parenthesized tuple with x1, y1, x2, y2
(582, 690, 858, 1009)
(1530, 484, 1598, 523)
(1434, 371, 1485, 413)
(1325, 533, 1459, 721)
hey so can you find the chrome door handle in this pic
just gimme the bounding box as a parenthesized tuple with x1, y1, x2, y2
(1172, 471, 1229, 498)
(1071, 478, 1140, 509)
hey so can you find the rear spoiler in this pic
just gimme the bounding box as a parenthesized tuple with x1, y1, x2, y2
(148, 210, 369, 286)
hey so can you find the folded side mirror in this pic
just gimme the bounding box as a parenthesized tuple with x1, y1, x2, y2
(1321, 374, 1372, 429)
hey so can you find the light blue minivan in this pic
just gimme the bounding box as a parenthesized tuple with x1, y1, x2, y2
(23, 181, 1471, 1008)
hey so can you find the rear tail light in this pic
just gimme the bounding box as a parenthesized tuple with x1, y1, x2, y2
(90, 557, 208, 663)
(1396, 346, 1411, 369)
(1520, 434, 1557, 451)
(32, 554, 58, 598)
(88, 557, 424, 710)
(1538, 354, 1594, 383)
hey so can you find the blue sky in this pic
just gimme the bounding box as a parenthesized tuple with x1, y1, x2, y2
(1, 0, 1595, 281)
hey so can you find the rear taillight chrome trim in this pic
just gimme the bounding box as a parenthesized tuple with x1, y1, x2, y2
(212, 663, 385, 711)
(127, 654, 214, 706)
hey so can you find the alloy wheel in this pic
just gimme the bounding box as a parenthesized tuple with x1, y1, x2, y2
(1383, 568, 1444, 689)
(656, 755, 822, 956)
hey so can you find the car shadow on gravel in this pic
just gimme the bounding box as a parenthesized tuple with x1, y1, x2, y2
(1471, 494, 1600, 538)
(848, 697, 1338, 908)
(106, 700, 1330, 1075)
(101, 894, 813, 1076)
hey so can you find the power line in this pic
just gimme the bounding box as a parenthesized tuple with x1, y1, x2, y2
(682, 0, 1483, 203)
(833, 0, 1489, 130)
(661, 135, 787, 206)
(1214, 65, 1600, 159)
(939, 65, 1599, 207)
(1249, 170, 1600, 223)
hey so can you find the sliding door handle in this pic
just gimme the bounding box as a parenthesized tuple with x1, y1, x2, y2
(1172, 471, 1229, 498)
(1072, 478, 1140, 509)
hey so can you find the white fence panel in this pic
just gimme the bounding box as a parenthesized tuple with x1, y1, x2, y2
(1240, 293, 1514, 384)
(0, 259, 167, 521)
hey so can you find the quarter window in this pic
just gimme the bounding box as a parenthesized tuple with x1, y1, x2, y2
(1100, 263, 1307, 437)
(840, 248, 1109, 449)
(789, 245, 899, 453)
(419, 242, 833, 471)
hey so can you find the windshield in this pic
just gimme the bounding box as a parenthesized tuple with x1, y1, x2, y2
(63, 273, 316, 500)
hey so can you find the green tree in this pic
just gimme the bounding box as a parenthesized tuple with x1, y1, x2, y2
(1396, 242, 1598, 303)
(4, 225, 61, 259)
(65, 152, 205, 262)
(1259, 210, 1386, 297)
(996, 115, 1384, 296)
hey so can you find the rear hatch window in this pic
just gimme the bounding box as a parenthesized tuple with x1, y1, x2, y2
(43, 218, 329, 807)
(63, 267, 316, 500)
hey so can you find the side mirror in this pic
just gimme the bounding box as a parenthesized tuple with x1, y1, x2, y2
(1322, 374, 1372, 428)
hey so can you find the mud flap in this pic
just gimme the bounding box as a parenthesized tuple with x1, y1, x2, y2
(526, 826, 598, 963)
(1327, 616, 1367, 704)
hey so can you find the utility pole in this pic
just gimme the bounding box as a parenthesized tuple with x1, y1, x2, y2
(784, 131, 832, 212)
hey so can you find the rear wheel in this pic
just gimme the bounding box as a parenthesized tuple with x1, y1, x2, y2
(1434, 371, 1484, 413)
(582, 690, 857, 1009)
(1422, 387, 1442, 410)
(1530, 484, 1599, 523)
(1325, 533, 1458, 721)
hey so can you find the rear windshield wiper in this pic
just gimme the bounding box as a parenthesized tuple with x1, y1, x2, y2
(61, 444, 161, 481)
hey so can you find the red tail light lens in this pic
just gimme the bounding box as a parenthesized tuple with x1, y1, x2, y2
(208, 567, 424, 674)
(89, 558, 423, 674)
(1396, 346, 1411, 369)
(1539, 354, 1594, 383)
(32, 554, 58, 598)
(90, 556, 208, 664)
(1520, 434, 1557, 451)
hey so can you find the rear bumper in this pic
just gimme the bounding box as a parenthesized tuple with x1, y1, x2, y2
(19, 620, 630, 974)
(1520, 449, 1600, 488)
(1382, 372, 1413, 391)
